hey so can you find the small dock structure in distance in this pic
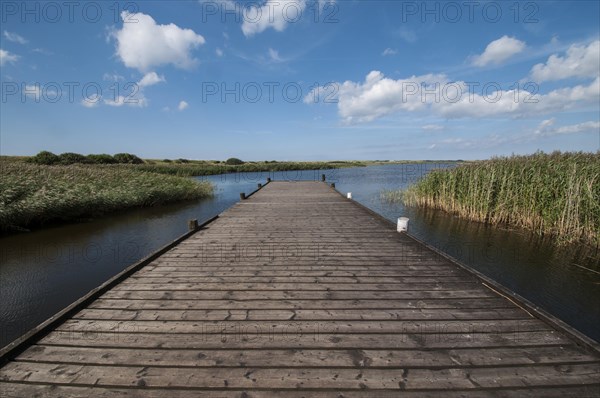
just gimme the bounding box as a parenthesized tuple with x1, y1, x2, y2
(1, 181, 599, 397)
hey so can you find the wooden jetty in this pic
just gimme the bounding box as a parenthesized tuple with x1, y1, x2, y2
(1, 181, 599, 397)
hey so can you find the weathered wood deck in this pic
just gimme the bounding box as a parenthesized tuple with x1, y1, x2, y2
(1, 181, 599, 397)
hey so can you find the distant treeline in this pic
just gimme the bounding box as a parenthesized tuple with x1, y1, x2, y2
(24, 151, 366, 176)
(135, 161, 361, 177)
(28, 151, 144, 165)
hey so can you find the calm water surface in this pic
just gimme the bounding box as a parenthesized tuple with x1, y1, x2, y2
(1, 165, 598, 347)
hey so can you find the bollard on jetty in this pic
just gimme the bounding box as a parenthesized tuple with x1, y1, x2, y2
(397, 217, 409, 232)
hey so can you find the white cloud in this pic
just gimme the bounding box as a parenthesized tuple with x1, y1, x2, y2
(0, 49, 19, 66)
(314, 70, 449, 123)
(314, 71, 600, 123)
(422, 124, 444, 131)
(138, 72, 165, 87)
(96, 72, 163, 109)
(382, 48, 397, 56)
(103, 73, 125, 82)
(178, 100, 189, 111)
(216, 48, 224, 57)
(32, 48, 52, 55)
(20, 84, 57, 101)
(268, 48, 283, 62)
(104, 95, 148, 108)
(3, 31, 27, 44)
(472, 36, 526, 67)
(242, 0, 307, 37)
(429, 118, 600, 150)
(23, 84, 42, 99)
(436, 77, 600, 118)
(530, 40, 600, 82)
(533, 118, 600, 137)
(81, 94, 101, 108)
(111, 12, 205, 72)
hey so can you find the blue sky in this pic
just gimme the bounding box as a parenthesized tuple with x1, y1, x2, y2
(1, 0, 599, 160)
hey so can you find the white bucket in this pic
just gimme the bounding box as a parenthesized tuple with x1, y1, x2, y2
(347, 192, 352, 199)
(397, 217, 409, 232)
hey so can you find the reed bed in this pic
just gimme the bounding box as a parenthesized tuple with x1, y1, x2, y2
(0, 161, 213, 232)
(385, 152, 600, 247)
(135, 161, 365, 177)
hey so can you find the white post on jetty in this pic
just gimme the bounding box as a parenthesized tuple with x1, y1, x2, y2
(347, 192, 352, 199)
(397, 217, 409, 232)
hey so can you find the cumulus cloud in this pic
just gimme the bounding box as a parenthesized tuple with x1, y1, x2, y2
(308, 71, 448, 123)
(530, 40, 600, 82)
(533, 118, 600, 136)
(178, 100, 189, 111)
(435, 77, 600, 119)
(138, 72, 166, 87)
(111, 12, 205, 72)
(99, 72, 166, 108)
(242, 0, 307, 37)
(3, 31, 28, 44)
(472, 36, 526, 67)
(311, 70, 600, 123)
(430, 118, 600, 150)
(0, 49, 19, 66)
(382, 48, 397, 56)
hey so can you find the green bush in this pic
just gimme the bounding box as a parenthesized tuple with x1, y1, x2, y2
(114, 153, 144, 164)
(163, 159, 172, 163)
(225, 157, 244, 165)
(29, 151, 60, 165)
(59, 152, 89, 165)
(87, 154, 116, 164)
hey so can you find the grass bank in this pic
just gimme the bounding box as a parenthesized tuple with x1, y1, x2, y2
(135, 160, 366, 176)
(383, 152, 600, 247)
(0, 160, 213, 233)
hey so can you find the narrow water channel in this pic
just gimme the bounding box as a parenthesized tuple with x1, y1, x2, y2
(1, 165, 598, 347)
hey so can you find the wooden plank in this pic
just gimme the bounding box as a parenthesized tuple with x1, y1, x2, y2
(15, 344, 596, 368)
(1, 362, 598, 389)
(100, 289, 497, 301)
(36, 330, 571, 349)
(72, 307, 536, 321)
(87, 298, 513, 310)
(124, 276, 473, 284)
(133, 270, 464, 277)
(111, 282, 480, 291)
(1, 383, 599, 398)
(55, 319, 550, 335)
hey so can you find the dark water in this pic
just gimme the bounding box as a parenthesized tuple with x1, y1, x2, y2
(1, 165, 598, 347)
